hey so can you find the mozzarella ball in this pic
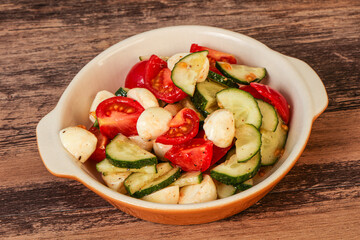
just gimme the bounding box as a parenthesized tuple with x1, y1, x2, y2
(89, 90, 115, 122)
(203, 109, 235, 148)
(127, 88, 159, 109)
(59, 126, 97, 163)
(142, 185, 180, 204)
(178, 175, 217, 204)
(167, 52, 190, 71)
(136, 107, 173, 141)
(153, 142, 173, 160)
(102, 172, 131, 194)
(163, 102, 184, 116)
(128, 135, 154, 152)
(196, 57, 209, 83)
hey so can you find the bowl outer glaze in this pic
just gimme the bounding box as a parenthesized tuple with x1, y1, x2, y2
(37, 25, 328, 225)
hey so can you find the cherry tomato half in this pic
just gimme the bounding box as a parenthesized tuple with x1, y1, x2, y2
(196, 130, 233, 166)
(165, 138, 213, 172)
(190, 43, 237, 75)
(96, 96, 144, 139)
(144, 55, 188, 103)
(88, 126, 109, 162)
(242, 83, 290, 124)
(156, 108, 199, 145)
(124, 60, 148, 89)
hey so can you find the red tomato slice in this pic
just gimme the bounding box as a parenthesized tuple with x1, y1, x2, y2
(96, 96, 144, 139)
(88, 126, 109, 162)
(250, 82, 290, 124)
(196, 130, 233, 166)
(164, 138, 213, 172)
(239, 85, 267, 101)
(144, 55, 188, 103)
(124, 60, 148, 89)
(156, 108, 199, 145)
(190, 43, 237, 73)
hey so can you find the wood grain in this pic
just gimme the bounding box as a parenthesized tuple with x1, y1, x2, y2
(1, 0, 359, 239)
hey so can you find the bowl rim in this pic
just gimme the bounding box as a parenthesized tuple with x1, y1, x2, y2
(37, 25, 328, 211)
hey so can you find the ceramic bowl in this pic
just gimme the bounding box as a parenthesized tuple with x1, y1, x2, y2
(36, 25, 328, 225)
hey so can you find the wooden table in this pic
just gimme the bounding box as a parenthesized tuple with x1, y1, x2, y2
(1, 1, 359, 239)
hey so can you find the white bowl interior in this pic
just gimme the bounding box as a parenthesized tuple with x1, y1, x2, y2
(39, 26, 321, 210)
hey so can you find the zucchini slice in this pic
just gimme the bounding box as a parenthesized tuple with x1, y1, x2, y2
(256, 99, 278, 132)
(235, 178, 254, 192)
(216, 61, 266, 85)
(210, 152, 261, 185)
(96, 158, 157, 175)
(131, 166, 181, 198)
(191, 80, 226, 117)
(171, 51, 209, 96)
(106, 134, 157, 169)
(260, 114, 288, 166)
(124, 162, 173, 196)
(214, 180, 236, 199)
(216, 88, 262, 129)
(207, 70, 238, 88)
(172, 171, 203, 187)
(235, 124, 261, 162)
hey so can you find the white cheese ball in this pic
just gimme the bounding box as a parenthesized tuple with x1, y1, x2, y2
(59, 126, 97, 163)
(167, 52, 190, 71)
(178, 175, 217, 204)
(127, 88, 159, 109)
(102, 172, 131, 194)
(196, 57, 209, 83)
(136, 107, 173, 141)
(142, 185, 180, 204)
(203, 109, 235, 148)
(89, 90, 115, 122)
(153, 141, 173, 160)
(128, 135, 154, 152)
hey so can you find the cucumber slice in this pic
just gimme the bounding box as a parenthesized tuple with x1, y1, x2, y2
(132, 166, 181, 198)
(214, 180, 236, 199)
(235, 124, 261, 162)
(171, 51, 209, 96)
(207, 70, 238, 88)
(210, 152, 261, 185)
(235, 178, 254, 192)
(191, 80, 226, 117)
(172, 171, 203, 187)
(124, 162, 173, 196)
(216, 88, 262, 129)
(260, 114, 288, 166)
(115, 87, 129, 97)
(256, 99, 278, 132)
(216, 61, 266, 85)
(96, 159, 157, 175)
(106, 134, 157, 169)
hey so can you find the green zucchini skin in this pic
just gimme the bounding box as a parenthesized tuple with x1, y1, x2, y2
(131, 167, 181, 198)
(210, 152, 261, 185)
(216, 88, 262, 129)
(215, 61, 266, 85)
(115, 87, 129, 97)
(191, 80, 226, 117)
(206, 70, 238, 88)
(96, 158, 157, 175)
(106, 135, 158, 169)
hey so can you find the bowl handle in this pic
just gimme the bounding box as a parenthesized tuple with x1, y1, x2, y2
(37, 109, 77, 178)
(285, 56, 328, 119)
